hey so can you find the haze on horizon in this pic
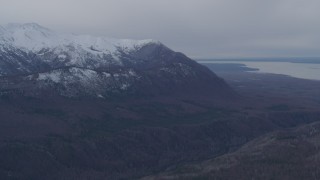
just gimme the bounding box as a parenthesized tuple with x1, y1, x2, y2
(1, 0, 320, 59)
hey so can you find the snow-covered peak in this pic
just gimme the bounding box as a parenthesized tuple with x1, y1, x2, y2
(5, 23, 51, 31)
(0, 23, 160, 53)
(0, 25, 5, 33)
(0, 25, 7, 38)
(2, 23, 56, 51)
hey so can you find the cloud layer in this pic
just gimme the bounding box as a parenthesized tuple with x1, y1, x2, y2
(1, 0, 320, 58)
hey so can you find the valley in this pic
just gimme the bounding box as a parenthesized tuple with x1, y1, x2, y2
(142, 64, 320, 180)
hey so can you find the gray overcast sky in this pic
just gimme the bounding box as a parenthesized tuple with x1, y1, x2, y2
(1, 0, 320, 58)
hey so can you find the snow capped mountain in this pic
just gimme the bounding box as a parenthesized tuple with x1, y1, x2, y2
(0, 25, 5, 34)
(2, 23, 56, 50)
(0, 23, 160, 74)
(0, 23, 158, 53)
(0, 23, 232, 98)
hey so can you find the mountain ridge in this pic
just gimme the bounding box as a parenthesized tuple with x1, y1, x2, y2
(0, 23, 234, 98)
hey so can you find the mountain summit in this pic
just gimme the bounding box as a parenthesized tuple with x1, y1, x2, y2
(0, 23, 233, 98)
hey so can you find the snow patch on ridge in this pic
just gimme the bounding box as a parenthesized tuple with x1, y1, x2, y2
(33, 67, 138, 97)
(38, 71, 62, 83)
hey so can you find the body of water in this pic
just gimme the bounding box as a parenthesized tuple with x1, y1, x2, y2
(198, 60, 320, 81)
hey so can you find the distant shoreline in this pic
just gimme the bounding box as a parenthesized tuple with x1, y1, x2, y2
(196, 57, 320, 64)
(199, 60, 320, 81)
